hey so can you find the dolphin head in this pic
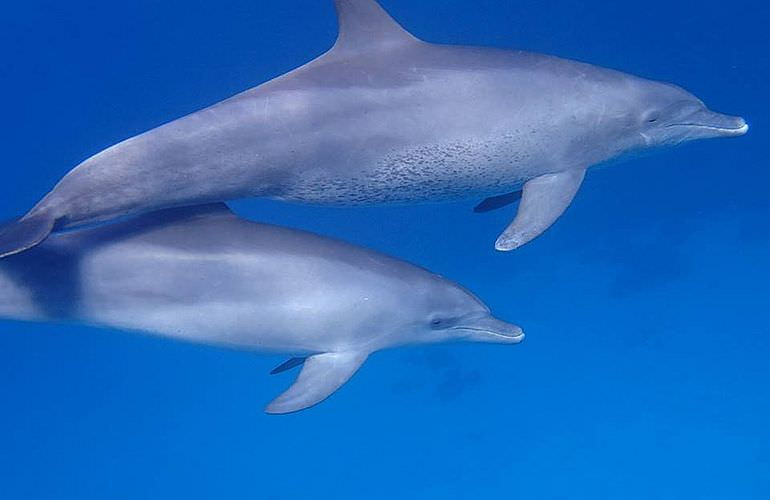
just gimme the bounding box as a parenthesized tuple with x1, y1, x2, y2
(596, 77, 748, 159)
(570, 71, 748, 165)
(305, 249, 524, 353)
(391, 276, 524, 347)
(428, 311, 525, 345)
(632, 83, 748, 149)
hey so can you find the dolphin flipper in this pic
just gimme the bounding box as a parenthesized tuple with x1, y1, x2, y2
(0, 213, 56, 259)
(265, 351, 368, 414)
(495, 169, 586, 251)
(474, 190, 523, 213)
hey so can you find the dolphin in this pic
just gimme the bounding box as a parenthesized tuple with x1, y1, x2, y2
(0, 204, 523, 414)
(0, 0, 747, 257)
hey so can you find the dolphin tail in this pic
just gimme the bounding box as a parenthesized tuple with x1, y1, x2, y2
(0, 212, 56, 259)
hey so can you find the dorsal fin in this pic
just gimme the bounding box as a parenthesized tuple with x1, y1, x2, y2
(332, 0, 419, 55)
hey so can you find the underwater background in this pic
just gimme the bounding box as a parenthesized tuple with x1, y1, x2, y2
(0, 0, 767, 498)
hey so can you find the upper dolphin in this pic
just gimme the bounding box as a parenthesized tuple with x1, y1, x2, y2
(0, 0, 747, 257)
(0, 203, 523, 414)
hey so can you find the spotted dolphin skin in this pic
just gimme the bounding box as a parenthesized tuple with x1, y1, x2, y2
(0, 0, 747, 257)
(0, 204, 523, 414)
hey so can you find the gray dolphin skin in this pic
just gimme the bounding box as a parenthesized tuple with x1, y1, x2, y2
(0, 204, 523, 414)
(0, 0, 747, 257)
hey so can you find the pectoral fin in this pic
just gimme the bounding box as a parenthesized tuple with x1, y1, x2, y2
(473, 190, 523, 213)
(265, 351, 368, 415)
(495, 169, 586, 251)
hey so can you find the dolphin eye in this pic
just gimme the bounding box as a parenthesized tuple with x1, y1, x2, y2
(430, 318, 445, 329)
(429, 317, 457, 329)
(646, 115, 659, 123)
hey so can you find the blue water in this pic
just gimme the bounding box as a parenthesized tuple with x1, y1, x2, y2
(1, 1, 768, 498)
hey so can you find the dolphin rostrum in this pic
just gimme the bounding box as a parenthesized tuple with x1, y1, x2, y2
(0, 0, 747, 257)
(0, 204, 524, 414)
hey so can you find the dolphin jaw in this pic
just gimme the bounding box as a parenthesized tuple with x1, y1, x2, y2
(664, 111, 748, 139)
(668, 123, 749, 137)
(666, 121, 749, 137)
(465, 327, 525, 344)
(450, 319, 525, 344)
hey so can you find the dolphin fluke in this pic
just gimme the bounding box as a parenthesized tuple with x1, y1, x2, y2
(0, 213, 55, 259)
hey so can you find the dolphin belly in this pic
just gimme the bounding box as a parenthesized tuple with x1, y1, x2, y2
(273, 134, 544, 206)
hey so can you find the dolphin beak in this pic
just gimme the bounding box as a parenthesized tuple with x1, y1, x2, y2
(452, 315, 525, 344)
(668, 109, 749, 138)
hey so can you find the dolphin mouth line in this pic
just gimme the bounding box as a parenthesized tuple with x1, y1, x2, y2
(666, 123, 749, 135)
(452, 326, 525, 340)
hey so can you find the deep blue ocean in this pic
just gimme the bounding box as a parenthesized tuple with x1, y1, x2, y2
(1, 1, 768, 498)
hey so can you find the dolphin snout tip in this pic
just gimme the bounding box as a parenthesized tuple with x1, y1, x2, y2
(499, 325, 525, 344)
(735, 117, 749, 135)
(726, 115, 749, 136)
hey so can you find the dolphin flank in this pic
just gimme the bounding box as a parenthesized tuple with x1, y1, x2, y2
(0, 204, 523, 414)
(0, 0, 747, 257)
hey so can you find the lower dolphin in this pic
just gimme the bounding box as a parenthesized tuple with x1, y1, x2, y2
(0, 204, 523, 414)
